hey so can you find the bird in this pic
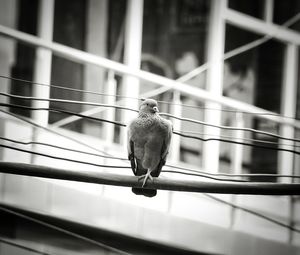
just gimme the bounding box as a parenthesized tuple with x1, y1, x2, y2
(127, 98, 172, 197)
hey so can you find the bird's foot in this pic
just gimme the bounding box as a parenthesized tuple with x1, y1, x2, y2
(138, 171, 153, 187)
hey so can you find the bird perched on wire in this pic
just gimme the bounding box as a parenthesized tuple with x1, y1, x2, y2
(127, 98, 173, 197)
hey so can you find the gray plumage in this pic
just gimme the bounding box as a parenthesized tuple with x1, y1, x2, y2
(127, 99, 172, 197)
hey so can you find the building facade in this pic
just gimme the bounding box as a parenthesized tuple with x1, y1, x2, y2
(0, 0, 300, 254)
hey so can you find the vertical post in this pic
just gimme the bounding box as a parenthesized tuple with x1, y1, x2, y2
(0, 0, 17, 104)
(170, 91, 182, 162)
(203, 0, 226, 173)
(83, 0, 108, 135)
(279, 44, 297, 181)
(121, 0, 144, 145)
(32, 0, 54, 126)
(279, 44, 298, 243)
(104, 71, 117, 143)
(264, 0, 274, 23)
(230, 112, 244, 228)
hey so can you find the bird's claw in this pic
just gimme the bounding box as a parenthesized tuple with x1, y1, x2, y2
(138, 171, 153, 187)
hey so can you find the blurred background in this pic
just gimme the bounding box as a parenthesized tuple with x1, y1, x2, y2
(0, 0, 300, 254)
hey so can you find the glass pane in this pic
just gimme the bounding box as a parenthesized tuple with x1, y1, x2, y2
(294, 49, 300, 182)
(228, 0, 264, 19)
(274, 0, 300, 32)
(49, 0, 87, 132)
(142, 0, 210, 165)
(9, 0, 39, 117)
(222, 24, 285, 179)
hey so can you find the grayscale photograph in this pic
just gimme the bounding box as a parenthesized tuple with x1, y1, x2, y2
(0, 0, 299, 254)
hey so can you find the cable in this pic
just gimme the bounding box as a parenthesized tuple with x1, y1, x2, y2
(0, 206, 131, 255)
(0, 102, 126, 127)
(0, 140, 251, 183)
(0, 108, 115, 159)
(161, 169, 247, 183)
(2, 134, 300, 181)
(177, 130, 300, 149)
(0, 91, 137, 113)
(173, 131, 300, 156)
(0, 237, 53, 255)
(0, 143, 130, 169)
(161, 113, 300, 143)
(203, 194, 300, 234)
(2, 107, 300, 182)
(2, 95, 300, 144)
(2, 102, 300, 156)
(1, 75, 300, 123)
(0, 136, 128, 161)
(166, 163, 300, 180)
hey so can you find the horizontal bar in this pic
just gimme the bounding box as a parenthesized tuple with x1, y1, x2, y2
(224, 8, 300, 45)
(0, 24, 299, 128)
(1, 162, 300, 195)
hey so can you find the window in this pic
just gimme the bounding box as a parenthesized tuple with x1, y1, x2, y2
(228, 0, 264, 19)
(142, 0, 210, 165)
(222, 22, 285, 179)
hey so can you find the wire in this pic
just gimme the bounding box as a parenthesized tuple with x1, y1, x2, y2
(173, 131, 300, 156)
(0, 136, 128, 161)
(2, 102, 300, 156)
(0, 140, 251, 183)
(0, 102, 126, 127)
(203, 194, 300, 234)
(1, 74, 299, 122)
(177, 129, 300, 149)
(162, 170, 247, 183)
(0, 108, 114, 158)
(2, 106, 300, 182)
(2, 134, 300, 181)
(0, 143, 130, 169)
(161, 113, 300, 143)
(0, 237, 54, 255)
(2, 93, 300, 144)
(0, 91, 137, 113)
(166, 163, 300, 180)
(0, 205, 131, 255)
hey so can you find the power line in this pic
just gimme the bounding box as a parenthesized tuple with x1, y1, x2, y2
(2, 96, 300, 146)
(0, 108, 114, 158)
(0, 91, 137, 113)
(0, 102, 126, 127)
(0, 143, 130, 169)
(173, 131, 300, 156)
(1, 75, 299, 122)
(2, 106, 300, 182)
(1, 161, 300, 195)
(2, 134, 300, 181)
(166, 163, 300, 180)
(162, 113, 300, 143)
(177, 129, 300, 149)
(0, 141, 251, 183)
(2, 102, 300, 156)
(0, 205, 132, 255)
(2, 92, 299, 143)
(0, 136, 127, 162)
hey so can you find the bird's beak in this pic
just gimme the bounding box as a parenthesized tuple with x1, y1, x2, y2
(153, 106, 159, 113)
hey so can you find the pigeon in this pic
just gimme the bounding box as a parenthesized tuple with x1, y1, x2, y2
(127, 98, 173, 197)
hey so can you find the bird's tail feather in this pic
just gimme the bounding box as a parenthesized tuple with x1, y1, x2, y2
(132, 159, 157, 197)
(132, 188, 157, 197)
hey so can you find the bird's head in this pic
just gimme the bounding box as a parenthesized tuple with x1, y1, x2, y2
(139, 98, 159, 114)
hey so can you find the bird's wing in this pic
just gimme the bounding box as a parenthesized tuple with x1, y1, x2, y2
(127, 123, 136, 175)
(161, 120, 173, 160)
(152, 119, 173, 177)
